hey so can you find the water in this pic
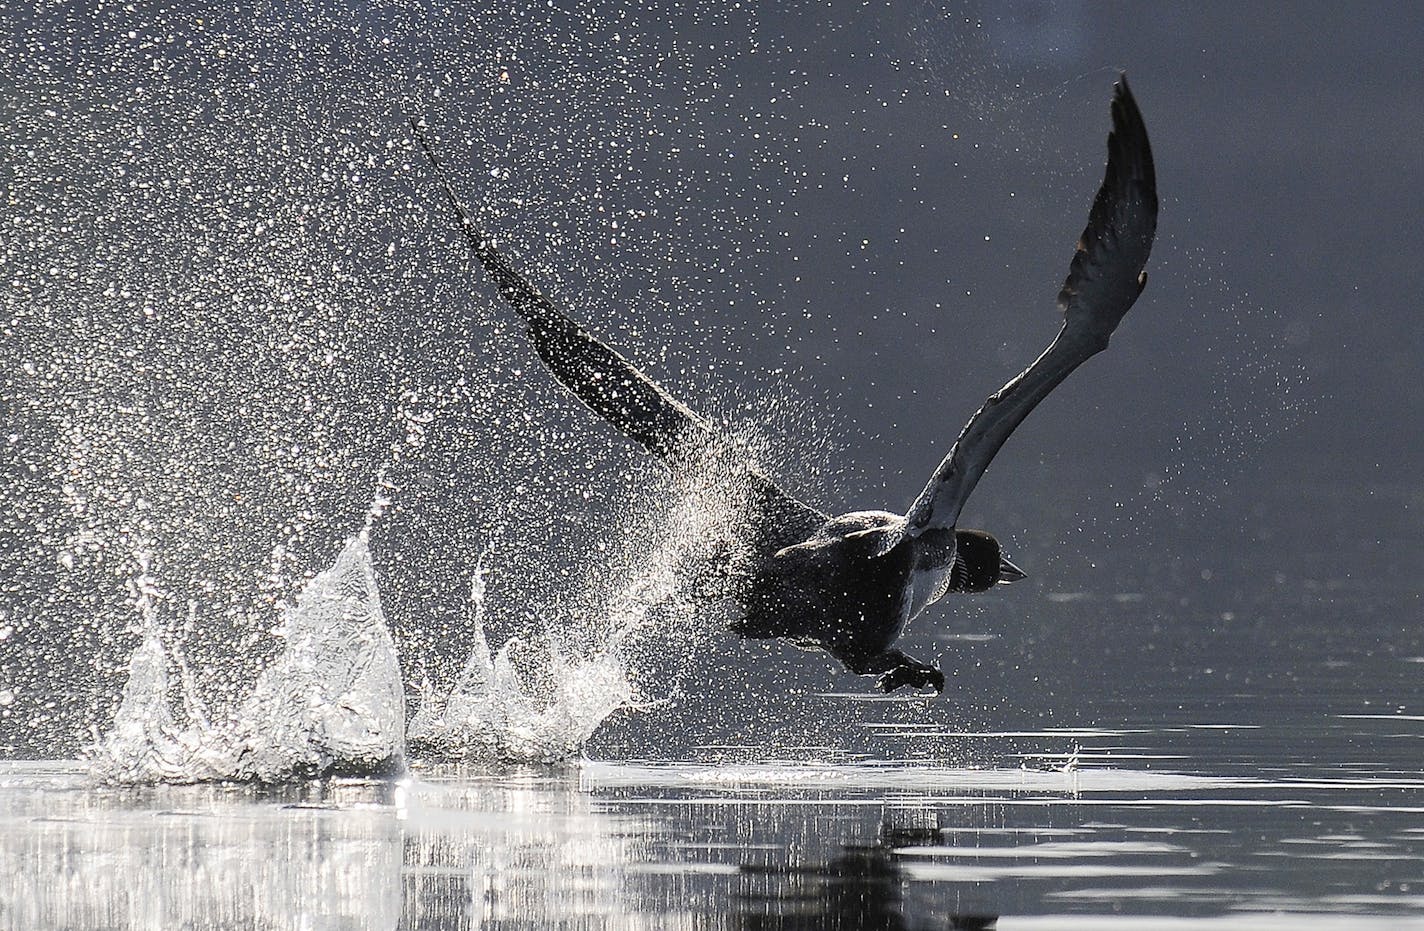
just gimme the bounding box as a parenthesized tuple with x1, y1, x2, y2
(405, 554, 635, 764)
(2, 732, 1422, 928)
(84, 535, 405, 783)
(3, 531, 1422, 926)
(4, 1, 1423, 926)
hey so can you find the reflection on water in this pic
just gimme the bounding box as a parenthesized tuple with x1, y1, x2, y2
(5, 531, 1422, 928)
(4, 734, 1424, 930)
(737, 824, 999, 931)
(5, 501, 1423, 928)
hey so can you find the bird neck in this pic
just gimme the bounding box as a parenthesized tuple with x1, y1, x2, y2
(910, 528, 959, 573)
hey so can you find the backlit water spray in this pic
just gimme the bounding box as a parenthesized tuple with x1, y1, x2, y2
(85, 470, 749, 780)
(409, 473, 749, 764)
(85, 532, 404, 783)
(2, 1, 825, 780)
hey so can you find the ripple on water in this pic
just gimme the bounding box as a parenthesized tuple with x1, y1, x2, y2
(2, 758, 1423, 927)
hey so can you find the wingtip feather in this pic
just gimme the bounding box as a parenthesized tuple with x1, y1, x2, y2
(1056, 75, 1158, 320)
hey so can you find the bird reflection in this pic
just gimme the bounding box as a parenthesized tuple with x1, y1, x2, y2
(734, 823, 997, 931)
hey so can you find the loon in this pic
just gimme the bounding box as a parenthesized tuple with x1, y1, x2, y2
(414, 75, 1157, 694)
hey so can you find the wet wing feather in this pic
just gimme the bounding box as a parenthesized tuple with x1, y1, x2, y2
(902, 76, 1158, 536)
(412, 123, 827, 543)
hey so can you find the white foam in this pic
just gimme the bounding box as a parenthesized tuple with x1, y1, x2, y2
(408, 564, 633, 764)
(86, 535, 404, 783)
(408, 472, 750, 765)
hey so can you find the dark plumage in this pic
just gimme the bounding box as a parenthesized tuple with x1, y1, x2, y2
(414, 75, 1157, 693)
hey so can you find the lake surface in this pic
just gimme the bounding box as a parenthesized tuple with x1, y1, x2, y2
(4, 489, 1422, 929)
(3, 751, 1421, 929)
(5, 675, 1423, 929)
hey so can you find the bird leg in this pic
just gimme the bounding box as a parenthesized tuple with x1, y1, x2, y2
(845, 648, 945, 694)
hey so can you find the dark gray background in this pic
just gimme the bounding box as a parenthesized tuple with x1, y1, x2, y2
(1, 2, 1419, 755)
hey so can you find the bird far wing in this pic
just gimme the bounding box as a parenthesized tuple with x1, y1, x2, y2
(410, 122, 828, 541)
(900, 75, 1158, 539)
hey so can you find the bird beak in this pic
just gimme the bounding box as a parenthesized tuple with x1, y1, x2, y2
(997, 555, 1027, 584)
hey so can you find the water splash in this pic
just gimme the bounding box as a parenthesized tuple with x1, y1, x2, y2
(84, 475, 745, 775)
(408, 563, 633, 764)
(81, 414, 775, 778)
(2, 0, 815, 761)
(408, 470, 750, 764)
(86, 535, 404, 784)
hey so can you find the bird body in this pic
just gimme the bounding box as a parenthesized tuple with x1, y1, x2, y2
(414, 75, 1157, 694)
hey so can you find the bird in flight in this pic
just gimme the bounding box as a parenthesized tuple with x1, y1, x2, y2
(414, 75, 1157, 694)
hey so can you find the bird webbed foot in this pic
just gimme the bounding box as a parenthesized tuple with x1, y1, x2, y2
(876, 661, 945, 694)
(848, 648, 944, 694)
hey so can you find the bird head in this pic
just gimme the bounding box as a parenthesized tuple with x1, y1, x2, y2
(952, 529, 1027, 592)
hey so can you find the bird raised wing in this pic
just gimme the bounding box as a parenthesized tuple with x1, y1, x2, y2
(901, 75, 1158, 538)
(411, 123, 828, 546)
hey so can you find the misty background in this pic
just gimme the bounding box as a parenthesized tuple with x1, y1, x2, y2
(1, 2, 1419, 757)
